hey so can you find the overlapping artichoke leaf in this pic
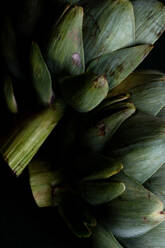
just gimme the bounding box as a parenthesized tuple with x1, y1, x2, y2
(79, 99, 135, 152)
(55, 187, 97, 238)
(78, 180, 125, 206)
(29, 160, 62, 207)
(145, 162, 165, 207)
(109, 70, 165, 116)
(96, 93, 131, 111)
(132, 0, 165, 44)
(83, 0, 165, 92)
(66, 153, 125, 206)
(73, 153, 123, 181)
(87, 45, 153, 89)
(83, 0, 135, 63)
(131, 80, 165, 117)
(28, 155, 125, 238)
(29, 154, 124, 207)
(109, 70, 165, 96)
(120, 219, 165, 248)
(106, 111, 165, 183)
(82, 0, 165, 62)
(157, 106, 165, 120)
(98, 172, 165, 239)
(46, 5, 85, 77)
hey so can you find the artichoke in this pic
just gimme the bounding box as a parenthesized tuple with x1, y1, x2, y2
(1, 0, 165, 248)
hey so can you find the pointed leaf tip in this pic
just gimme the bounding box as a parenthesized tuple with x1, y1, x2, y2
(83, 0, 135, 63)
(80, 101, 135, 153)
(3, 75, 18, 114)
(99, 173, 165, 239)
(46, 5, 85, 77)
(79, 181, 125, 206)
(60, 73, 109, 112)
(87, 44, 153, 90)
(30, 42, 53, 106)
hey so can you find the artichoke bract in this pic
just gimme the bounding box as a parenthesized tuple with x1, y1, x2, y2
(1, 0, 165, 247)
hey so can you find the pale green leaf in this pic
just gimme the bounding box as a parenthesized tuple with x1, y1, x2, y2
(60, 73, 109, 112)
(109, 70, 165, 97)
(131, 80, 165, 116)
(30, 42, 53, 106)
(132, 0, 165, 44)
(87, 45, 153, 89)
(120, 219, 165, 248)
(99, 173, 165, 238)
(108, 70, 165, 116)
(145, 162, 165, 207)
(46, 6, 85, 76)
(83, 0, 135, 63)
(157, 106, 165, 120)
(107, 112, 165, 183)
